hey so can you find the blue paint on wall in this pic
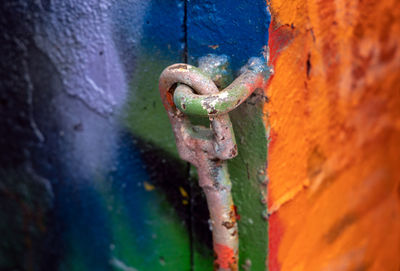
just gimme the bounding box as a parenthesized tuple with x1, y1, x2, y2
(1, 0, 190, 269)
(53, 179, 112, 271)
(187, 0, 271, 71)
(141, 0, 185, 56)
(111, 0, 185, 66)
(110, 0, 185, 77)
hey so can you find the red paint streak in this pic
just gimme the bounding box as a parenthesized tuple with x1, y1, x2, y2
(166, 91, 175, 108)
(233, 205, 241, 221)
(244, 73, 265, 93)
(268, 212, 284, 271)
(268, 19, 295, 67)
(214, 243, 236, 269)
(268, 129, 278, 154)
(265, 17, 293, 271)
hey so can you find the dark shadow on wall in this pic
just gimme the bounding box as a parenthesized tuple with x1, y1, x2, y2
(0, 2, 60, 270)
(133, 137, 213, 252)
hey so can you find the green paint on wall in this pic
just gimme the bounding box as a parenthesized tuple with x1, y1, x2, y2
(98, 179, 192, 271)
(228, 94, 268, 270)
(124, 51, 180, 160)
(124, 47, 269, 270)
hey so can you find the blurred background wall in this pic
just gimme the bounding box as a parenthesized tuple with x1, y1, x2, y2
(0, 1, 270, 270)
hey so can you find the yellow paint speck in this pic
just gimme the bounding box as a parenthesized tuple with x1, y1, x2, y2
(144, 181, 155, 191)
(179, 186, 188, 198)
(208, 44, 219, 50)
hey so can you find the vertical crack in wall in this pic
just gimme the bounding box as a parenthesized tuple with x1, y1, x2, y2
(183, 0, 188, 64)
(182, 1, 195, 269)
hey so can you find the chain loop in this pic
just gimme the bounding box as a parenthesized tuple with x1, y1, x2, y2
(159, 56, 269, 271)
(159, 63, 238, 162)
(173, 57, 269, 117)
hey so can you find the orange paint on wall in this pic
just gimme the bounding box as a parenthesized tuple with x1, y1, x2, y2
(265, 0, 400, 270)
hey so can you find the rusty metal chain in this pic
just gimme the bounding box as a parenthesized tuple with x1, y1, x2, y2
(159, 55, 269, 271)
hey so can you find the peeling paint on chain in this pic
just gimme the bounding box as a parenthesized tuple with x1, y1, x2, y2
(173, 58, 270, 117)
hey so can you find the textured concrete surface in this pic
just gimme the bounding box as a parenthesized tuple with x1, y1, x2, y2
(266, 0, 400, 270)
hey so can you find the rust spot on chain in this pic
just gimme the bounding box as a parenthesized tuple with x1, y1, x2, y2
(222, 221, 236, 229)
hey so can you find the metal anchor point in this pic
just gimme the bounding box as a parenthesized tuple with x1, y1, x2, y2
(159, 55, 269, 271)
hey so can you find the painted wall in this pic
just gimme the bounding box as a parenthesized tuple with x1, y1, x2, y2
(266, 0, 400, 270)
(0, 1, 270, 270)
(0, 1, 192, 270)
(186, 2, 270, 270)
(2, 0, 398, 270)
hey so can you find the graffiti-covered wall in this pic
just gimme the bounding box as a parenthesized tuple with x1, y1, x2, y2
(0, 1, 271, 270)
(0, 1, 192, 270)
